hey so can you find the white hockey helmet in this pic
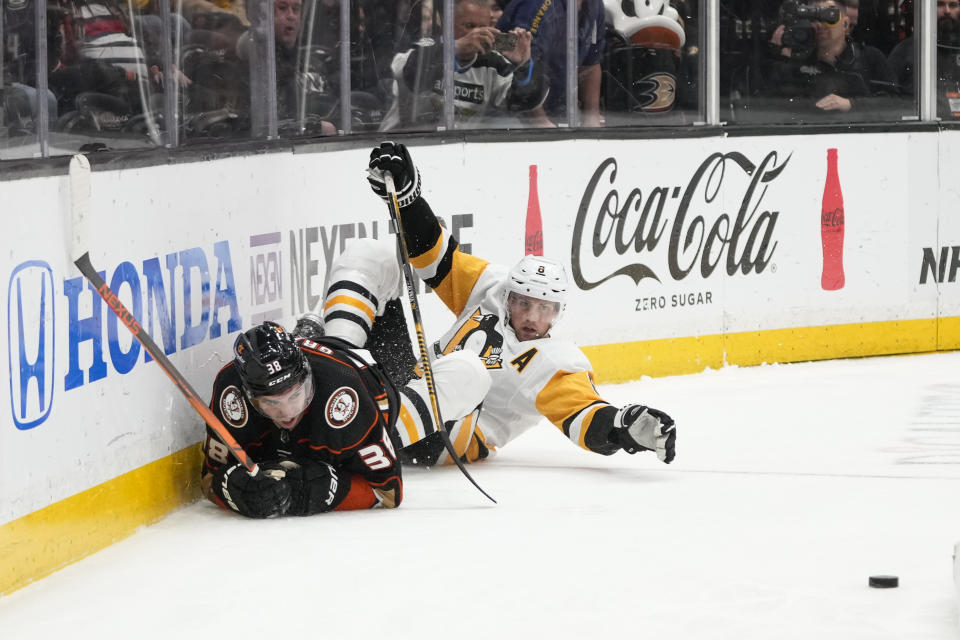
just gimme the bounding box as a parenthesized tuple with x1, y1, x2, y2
(503, 255, 569, 328)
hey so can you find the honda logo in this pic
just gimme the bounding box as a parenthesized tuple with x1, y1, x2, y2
(8, 261, 55, 430)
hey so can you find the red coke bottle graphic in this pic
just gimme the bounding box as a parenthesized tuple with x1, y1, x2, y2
(821, 148, 845, 291)
(525, 164, 543, 256)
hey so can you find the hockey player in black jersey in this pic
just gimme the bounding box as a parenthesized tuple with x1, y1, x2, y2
(201, 316, 488, 517)
(201, 321, 404, 518)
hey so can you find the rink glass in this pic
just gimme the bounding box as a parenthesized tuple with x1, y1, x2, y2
(0, 0, 950, 160)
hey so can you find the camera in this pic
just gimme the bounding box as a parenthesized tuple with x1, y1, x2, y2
(493, 32, 518, 52)
(778, 1, 842, 60)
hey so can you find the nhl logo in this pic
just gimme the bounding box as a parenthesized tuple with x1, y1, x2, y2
(325, 387, 359, 428)
(220, 385, 248, 427)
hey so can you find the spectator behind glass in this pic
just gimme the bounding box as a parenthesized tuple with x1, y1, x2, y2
(179, 0, 249, 29)
(292, 0, 398, 128)
(236, 0, 336, 136)
(497, 0, 606, 127)
(888, 0, 960, 119)
(379, 0, 547, 131)
(134, 6, 193, 91)
(3, 1, 59, 135)
(759, 0, 897, 121)
(47, 0, 166, 139)
(487, 0, 503, 26)
(843, 0, 859, 38)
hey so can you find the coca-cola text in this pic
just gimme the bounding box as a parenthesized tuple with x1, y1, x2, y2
(571, 151, 788, 290)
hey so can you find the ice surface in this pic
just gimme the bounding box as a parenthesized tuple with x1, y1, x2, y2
(3, 352, 960, 639)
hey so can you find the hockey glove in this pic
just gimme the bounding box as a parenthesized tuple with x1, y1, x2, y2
(270, 458, 351, 516)
(291, 312, 325, 342)
(613, 404, 676, 464)
(212, 463, 292, 518)
(367, 141, 422, 208)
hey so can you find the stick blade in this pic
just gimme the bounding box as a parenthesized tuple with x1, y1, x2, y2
(68, 154, 91, 264)
(73, 251, 93, 274)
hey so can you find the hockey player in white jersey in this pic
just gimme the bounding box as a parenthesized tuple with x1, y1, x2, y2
(323, 141, 676, 467)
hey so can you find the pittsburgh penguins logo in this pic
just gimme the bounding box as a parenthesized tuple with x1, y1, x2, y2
(220, 385, 248, 428)
(326, 387, 359, 428)
(438, 307, 504, 369)
(633, 72, 677, 113)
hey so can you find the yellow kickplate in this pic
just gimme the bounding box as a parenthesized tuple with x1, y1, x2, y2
(0, 443, 202, 597)
(583, 318, 942, 384)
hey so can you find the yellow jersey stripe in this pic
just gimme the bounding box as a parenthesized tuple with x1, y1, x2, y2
(443, 413, 476, 466)
(535, 369, 606, 434)
(432, 251, 490, 317)
(409, 230, 449, 278)
(570, 405, 604, 449)
(397, 403, 421, 447)
(465, 426, 491, 462)
(324, 295, 375, 322)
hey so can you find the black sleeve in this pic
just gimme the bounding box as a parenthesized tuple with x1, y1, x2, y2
(505, 58, 549, 112)
(862, 46, 896, 95)
(202, 367, 242, 477)
(49, 60, 130, 99)
(400, 40, 443, 92)
(397, 196, 452, 258)
(583, 405, 624, 456)
(200, 365, 276, 510)
(887, 41, 914, 94)
(336, 415, 404, 509)
(201, 365, 270, 477)
(300, 342, 404, 510)
(845, 47, 906, 119)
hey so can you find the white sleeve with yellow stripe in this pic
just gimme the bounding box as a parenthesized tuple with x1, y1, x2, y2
(477, 337, 623, 456)
(322, 238, 403, 347)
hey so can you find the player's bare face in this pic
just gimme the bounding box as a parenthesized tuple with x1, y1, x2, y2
(507, 292, 559, 341)
(251, 375, 314, 429)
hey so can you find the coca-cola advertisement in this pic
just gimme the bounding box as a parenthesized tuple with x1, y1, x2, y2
(570, 151, 783, 291)
(555, 146, 794, 347)
(404, 135, 923, 355)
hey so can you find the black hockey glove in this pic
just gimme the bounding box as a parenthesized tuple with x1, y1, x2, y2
(366, 141, 422, 208)
(613, 404, 676, 464)
(212, 463, 292, 518)
(266, 458, 352, 516)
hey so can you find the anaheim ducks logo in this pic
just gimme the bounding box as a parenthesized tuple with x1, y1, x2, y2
(634, 72, 677, 113)
(220, 385, 248, 427)
(326, 386, 359, 428)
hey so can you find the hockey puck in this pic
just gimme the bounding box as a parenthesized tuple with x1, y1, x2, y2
(868, 575, 899, 588)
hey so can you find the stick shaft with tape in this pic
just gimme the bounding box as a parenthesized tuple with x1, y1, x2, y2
(74, 253, 258, 474)
(384, 174, 495, 503)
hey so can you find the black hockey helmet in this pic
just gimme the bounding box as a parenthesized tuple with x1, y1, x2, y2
(233, 321, 309, 397)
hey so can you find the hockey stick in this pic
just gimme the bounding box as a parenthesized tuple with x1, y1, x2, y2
(384, 173, 496, 504)
(72, 253, 260, 475)
(68, 156, 259, 475)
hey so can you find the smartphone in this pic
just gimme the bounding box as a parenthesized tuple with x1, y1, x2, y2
(493, 32, 518, 52)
